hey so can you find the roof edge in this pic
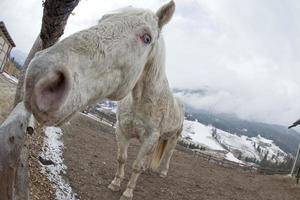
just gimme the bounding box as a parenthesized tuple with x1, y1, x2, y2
(0, 21, 16, 47)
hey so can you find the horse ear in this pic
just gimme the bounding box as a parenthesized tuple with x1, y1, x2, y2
(156, 0, 175, 29)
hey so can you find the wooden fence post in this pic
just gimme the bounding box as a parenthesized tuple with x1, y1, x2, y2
(296, 167, 300, 184)
(290, 143, 300, 176)
(0, 103, 30, 200)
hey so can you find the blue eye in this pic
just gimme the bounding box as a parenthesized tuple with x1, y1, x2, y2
(142, 33, 152, 44)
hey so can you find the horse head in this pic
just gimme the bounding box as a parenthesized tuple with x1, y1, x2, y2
(24, 1, 175, 125)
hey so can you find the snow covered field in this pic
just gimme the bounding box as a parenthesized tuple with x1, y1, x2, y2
(182, 120, 288, 164)
(182, 120, 224, 151)
(215, 130, 287, 163)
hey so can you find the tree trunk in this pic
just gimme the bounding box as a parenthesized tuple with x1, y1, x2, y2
(40, 0, 80, 49)
(14, 36, 43, 106)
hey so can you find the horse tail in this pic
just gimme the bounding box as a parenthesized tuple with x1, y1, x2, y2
(150, 139, 168, 171)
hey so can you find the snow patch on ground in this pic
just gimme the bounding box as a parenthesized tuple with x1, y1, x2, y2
(182, 120, 225, 151)
(2, 72, 18, 83)
(96, 101, 117, 113)
(39, 127, 78, 200)
(225, 152, 244, 164)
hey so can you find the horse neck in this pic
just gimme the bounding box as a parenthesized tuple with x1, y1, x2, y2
(132, 37, 170, 103)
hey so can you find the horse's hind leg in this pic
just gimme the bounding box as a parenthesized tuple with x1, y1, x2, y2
(158, 131, 181, 177)
(121, 132, 159, 200)
(108, 127, 130, 191)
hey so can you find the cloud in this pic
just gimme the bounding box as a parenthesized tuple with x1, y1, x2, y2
(166, 0, 300, 125)
(1, 0, 300, 126)
(0, 0, 43, 53)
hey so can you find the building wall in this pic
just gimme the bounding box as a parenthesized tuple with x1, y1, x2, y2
(0, 30, 12, 72)
(3, 59, 20, 79)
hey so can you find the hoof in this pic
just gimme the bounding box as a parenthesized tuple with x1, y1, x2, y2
(108, 183, 121, 192)
(120, 194, 132, 200)
(159, 171, 167, 178)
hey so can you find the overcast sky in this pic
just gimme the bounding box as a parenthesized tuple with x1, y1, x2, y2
(1, 0, 300, 126)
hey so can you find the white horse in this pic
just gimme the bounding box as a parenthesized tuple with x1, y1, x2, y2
(24, 1, 184, 200)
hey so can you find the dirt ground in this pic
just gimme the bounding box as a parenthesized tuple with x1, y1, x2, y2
(62, 114, 300, 200)
(1, 73, 300, 200)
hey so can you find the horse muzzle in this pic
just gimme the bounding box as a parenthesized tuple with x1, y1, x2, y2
(24, 57, 71, 125)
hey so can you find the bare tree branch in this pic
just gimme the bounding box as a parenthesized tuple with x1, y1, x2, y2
(40, 0, 80, 49)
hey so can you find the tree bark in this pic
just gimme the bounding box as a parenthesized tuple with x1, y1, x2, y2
(13, 36, 43, 106)
(40, 0, 80, 49)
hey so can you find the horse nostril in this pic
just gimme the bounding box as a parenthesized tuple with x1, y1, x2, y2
(34, 70, 69, 112)
(44, 71, 66, 94)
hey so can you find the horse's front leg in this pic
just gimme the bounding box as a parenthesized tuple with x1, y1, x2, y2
(120, 132, 159, 200)
(109, 127, 130, 191)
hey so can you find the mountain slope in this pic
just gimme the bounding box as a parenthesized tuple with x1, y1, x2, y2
(214, 130, 287, 163)
(184, 106, 300, 155)
(182, 119, 288, 164)
(182, 120, 224, 151)
(10, 49, 27, 66)
(173, 88, 300, 155)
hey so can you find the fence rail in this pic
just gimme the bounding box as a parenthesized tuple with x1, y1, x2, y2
(190, 148, 290, 175)
(87, 109, 117, 127)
